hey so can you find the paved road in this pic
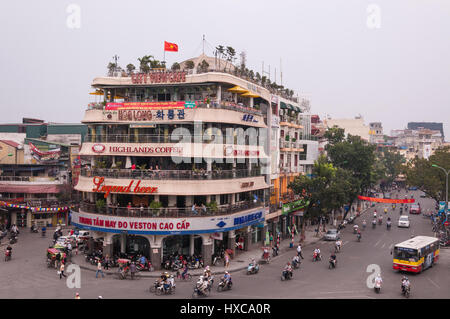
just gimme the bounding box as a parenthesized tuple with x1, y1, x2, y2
(1, 189, 449, 299)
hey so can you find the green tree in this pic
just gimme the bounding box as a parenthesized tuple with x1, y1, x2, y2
(126, 63, 136, 75)
(171, 62, 180, 70)
(198, 59, 209, 73)
(224, 46, 236, 72)
(107, 62, 117, 76)
(405, 146, 450, 203)
(215, 45, 225, 69)
(377, 148, 405, 193)
(323, 126, 345, 148)
(326, 134, 377, 219)
(185, 60, 195, 70)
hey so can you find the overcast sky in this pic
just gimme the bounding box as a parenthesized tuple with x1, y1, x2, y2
(1, 0, 449, 139)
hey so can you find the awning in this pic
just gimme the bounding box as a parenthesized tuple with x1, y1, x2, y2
(280, 102, 288, 109)
(0, 166, 46, 171)
(227, 86, 249, 93)
(89, 90, 104, 96)
(296, 106, 302, 113)
(288, 104, 295, 110)
(241, 92, 260, 98)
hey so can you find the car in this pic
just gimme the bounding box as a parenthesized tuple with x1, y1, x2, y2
(409, 204, 421, 214)
(420, 192, 427, 198)
(408, 186, 418, 191)
(384, 193, 391, 199)
(324, 229, 340, 241)
(398, 216, 410, 228)
(77, 230, 91, 241)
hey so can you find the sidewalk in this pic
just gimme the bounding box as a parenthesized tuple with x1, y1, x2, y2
(72, 204, 374, 278)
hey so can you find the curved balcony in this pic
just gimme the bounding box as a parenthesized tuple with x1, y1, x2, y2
(80, 168, 261, 180)
(79, 200, 264, 218)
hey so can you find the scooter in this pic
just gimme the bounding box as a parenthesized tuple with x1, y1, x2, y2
(387, 222, 391, 230)
(272, 246, 279, 257)
(312, 252, 321, 262)
(292, 259, 301, 269)
(4, 250, 11, 262)
(281, 270, 293, 281)
(357, 233, 361, 242)
(374, 280, 382, 293)
(328, 258, 337, 269)
(247, 263, 259, 275)
(372, 221, 376, 229)
(401, 285, 410, 298)
(192, 286, 210, 298)
(217, 278, 232, 292)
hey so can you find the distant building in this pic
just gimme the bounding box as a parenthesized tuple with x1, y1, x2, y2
(0, 119, 87, 229)
(390, 127, 444, 161)
(369, 122, 384, 144)
(323, 115, 371, 142)
(407, 122, 444, 141)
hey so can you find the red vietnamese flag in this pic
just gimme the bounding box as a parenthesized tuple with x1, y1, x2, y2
(164, 41, 178, 52)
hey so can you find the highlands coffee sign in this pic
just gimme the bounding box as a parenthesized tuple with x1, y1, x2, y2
(131, 71, 187, 84)
(92, 176, 158, 198)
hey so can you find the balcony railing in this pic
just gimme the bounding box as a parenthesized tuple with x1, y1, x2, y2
(83, 133, 262, 145)
(80, 168, 262, 180)
(0, 176, 63, 183)
(78, 200, 265, 218)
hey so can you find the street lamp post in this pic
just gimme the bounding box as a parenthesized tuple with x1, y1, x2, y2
(432, 164, 449, 211)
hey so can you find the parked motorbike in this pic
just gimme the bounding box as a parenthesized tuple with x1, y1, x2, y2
(272, 246, 279, 257)
(136, 260, 154, 272)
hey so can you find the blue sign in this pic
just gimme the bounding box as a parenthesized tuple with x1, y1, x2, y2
(233, 211, 263, 226)
(439, 202, 446, 213)
(242, 114, 258, 123)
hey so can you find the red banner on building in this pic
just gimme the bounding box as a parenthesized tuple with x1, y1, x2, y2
(358, 195, 415, 204)
(106, 101, 186, 110)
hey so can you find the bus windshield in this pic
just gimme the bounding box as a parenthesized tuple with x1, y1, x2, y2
(394, 247, 418, 261)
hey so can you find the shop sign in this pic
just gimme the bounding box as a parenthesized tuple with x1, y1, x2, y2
(223, 146, 260, 157)
(106, 101, 187, 111)
(131, 71, 186, 84)
(92, 176, 158, 198)
(72, 208, 265, 235)
(117, 109, 186, 121)
(233, 211, 263, 226)
(92, 144, 105, 153)
(282, 199, 309, 215)
(108, 145, 183, 155)
(240, 182, 254, 188)
(242, 114, 258, 123)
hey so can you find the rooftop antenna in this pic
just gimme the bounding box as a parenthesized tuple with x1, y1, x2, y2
(113, 54, 119, 73)
(280, 58, 283, 86)
(202, 35, 205, 55)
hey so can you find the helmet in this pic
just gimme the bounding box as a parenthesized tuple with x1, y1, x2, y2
(199, 276, 204, 280)
(98, 296, 103, 299)
(205, 266, 210, 270)
(225, 271, 229, 274)
(75, 293, 79, 296)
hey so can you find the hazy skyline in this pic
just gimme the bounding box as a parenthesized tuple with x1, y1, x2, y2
(1, 1, 449, 139)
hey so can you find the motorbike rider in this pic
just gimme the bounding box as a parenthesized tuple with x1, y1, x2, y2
(181, 263, 189, 279)
(353, 224, 359, 233)
(357, 229, 362, 240)
(292, 254, 300, 267)
(384, 207, 388, 214)
(313, 248, 321, 260)
(401, 276, 411, 293)
(5, 245, 12, 258)
(372, 218, 377, 226)
(375, 273, 383, 288)
(196, 276, 209, 295)
(362, 220, 367, 229)
(387, 217, 392, 227)
(222, 271, 232, 287)
(378, 215, 383, 224)
(329, 252, 337, 267)
(335, 240, 342, 252)
(249, 258, 257, 272)
(139, 255, 147, 266)
(373, 210, 377, 218)
(283, 262, 293, 278)
(203, 265, 212, 280)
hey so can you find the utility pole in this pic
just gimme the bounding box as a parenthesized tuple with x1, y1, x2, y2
(112, 55, 119, 74)
(202, 35, 205, 55)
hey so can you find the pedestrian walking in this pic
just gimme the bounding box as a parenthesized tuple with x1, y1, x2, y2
(224, 251, 230, 269)
(96, 260, 105, 278)
(104, 254, 110, 270)
(269, 232, 274, 247)
(130, 262, 136, 280)
(59, 262, 67, 279)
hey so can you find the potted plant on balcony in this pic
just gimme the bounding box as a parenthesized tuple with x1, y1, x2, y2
(206, 201, 218, 213)
(149, 201, 163, 216)
(96, 199, 106, 213)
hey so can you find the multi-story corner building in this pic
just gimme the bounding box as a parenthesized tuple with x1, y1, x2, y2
(323, 116, 371, 142)
(267, 97, 318, 238)
(0, 119, 86, 228)
(71, 57, 280, 268)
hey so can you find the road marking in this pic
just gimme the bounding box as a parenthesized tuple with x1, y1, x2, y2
(427, 278, 440, 289)
(389, 244, 393, 250)
(317, 290, 368, 294)
(343, 241, 349, 246)
(381, 243, 386, 249)
(374, 239, 382, 247)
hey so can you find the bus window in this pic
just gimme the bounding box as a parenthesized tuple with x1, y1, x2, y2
(394, 247, 418, 262)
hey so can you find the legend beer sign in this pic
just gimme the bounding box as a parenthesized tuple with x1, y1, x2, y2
(92, 176, 158, 198)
